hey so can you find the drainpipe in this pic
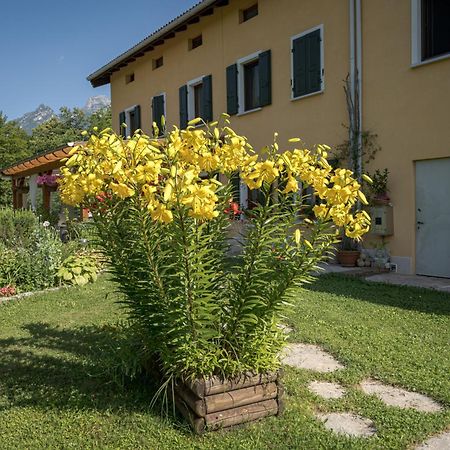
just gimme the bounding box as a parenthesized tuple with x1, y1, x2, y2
(355, 0, 363, 182)
(349, 0, 363, 182)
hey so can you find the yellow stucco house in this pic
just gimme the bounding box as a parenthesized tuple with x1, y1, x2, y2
(85, 0, 449, 277)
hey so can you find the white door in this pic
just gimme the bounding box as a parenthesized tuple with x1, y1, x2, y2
(416, 158, 450, 278)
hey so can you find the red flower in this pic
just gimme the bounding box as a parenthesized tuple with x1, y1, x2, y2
(224, 201, 242, 216)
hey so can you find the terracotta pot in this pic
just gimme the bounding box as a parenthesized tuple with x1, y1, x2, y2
(372, 194, 390, 206)
(337, 250, 360, 267)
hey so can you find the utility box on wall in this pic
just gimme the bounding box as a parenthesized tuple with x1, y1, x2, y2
(369, 205, 394, 236)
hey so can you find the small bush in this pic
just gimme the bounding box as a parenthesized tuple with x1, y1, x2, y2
(57, 254, 98, 286)
(0, 208, 38, 248)
(0, 209, 63, 292)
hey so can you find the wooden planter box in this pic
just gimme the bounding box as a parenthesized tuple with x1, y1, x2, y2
(175, 371, 284, 434)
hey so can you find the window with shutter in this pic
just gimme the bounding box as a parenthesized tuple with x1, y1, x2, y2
(119, 111, 126, 138)
(152, 94, 165, 137)
(291, 26, 324, 99)
(179, 85, 188, 129)
(231, 50, 271, 115)
(185, 75, 213, 123)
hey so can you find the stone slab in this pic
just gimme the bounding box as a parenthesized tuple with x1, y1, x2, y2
(317, 412, 376, 437)
(360, 379, 443, 412)
(282, 343, 344, 372)
(308, 381, 346, 399)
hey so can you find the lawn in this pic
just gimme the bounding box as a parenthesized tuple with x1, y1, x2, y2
(0, 274, 449, 449)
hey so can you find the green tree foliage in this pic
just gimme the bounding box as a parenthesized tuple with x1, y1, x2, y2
(29, 106, 111, 155)
(0, 113, 31, 206)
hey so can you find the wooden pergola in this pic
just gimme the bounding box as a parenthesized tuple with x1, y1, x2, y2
(0, 142, 83, 211)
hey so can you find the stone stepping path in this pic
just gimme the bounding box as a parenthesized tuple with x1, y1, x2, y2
(415, 431, 450, 449)
(308, 381, 346, 399)
(317, 412, 376, 437)
(282, 343, 344, 372)
(282, 343, 445, 442)
(360, 379, 443, 412)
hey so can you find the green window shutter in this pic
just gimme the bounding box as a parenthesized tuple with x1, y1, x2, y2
(152, 95, 165, 136)
(179, 85, 188, 129)
(226, 64, 238, 115)
(258, 50, 272, 107)
(134, 105, 141, 131)
(202, 74, 213, 122)
(119, 111, 126, 138)
(308, 29, 322, 93)
(292, 29, 322, 97)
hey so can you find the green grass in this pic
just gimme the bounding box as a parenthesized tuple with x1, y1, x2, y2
(0, 274, 449, 449)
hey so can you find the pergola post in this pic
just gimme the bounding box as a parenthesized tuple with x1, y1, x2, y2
(11, 179, 18, 209)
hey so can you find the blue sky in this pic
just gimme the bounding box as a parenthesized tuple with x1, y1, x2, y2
(0, 0, 198, 120)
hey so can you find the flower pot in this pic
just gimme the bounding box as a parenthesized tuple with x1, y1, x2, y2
(175, 371, 284, 434)
(337, 250, 360, 267)
(372, 193, 390, 206)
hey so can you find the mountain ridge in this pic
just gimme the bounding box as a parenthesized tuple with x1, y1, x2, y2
(15, 95, 111, 134)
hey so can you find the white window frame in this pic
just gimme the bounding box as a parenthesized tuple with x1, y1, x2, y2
(186, 76, 204, 121)
(290, 24, 325, 101)
(151, 92, 166, 135)
(236, 50, 262, 116)
(411, 0, 450, 67)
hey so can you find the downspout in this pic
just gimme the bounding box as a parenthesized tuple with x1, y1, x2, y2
(349, 0, 363, 182)
(356, 0, 363, 182)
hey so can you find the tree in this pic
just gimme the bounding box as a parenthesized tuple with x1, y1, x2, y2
(29, 106, 112, 155)
(89, 106, 112, 131)
(0, 112, 31, 206)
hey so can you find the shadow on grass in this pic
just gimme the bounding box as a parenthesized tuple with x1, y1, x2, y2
(303, 273, 450, 315)
(0, 322, 163, 414)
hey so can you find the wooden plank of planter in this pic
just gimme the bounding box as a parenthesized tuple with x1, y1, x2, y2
(174, 384, 206, 417)
(175, 398, 205, 434)
(205, 382, 278, 414)
(186, 371, 279, 398)
(205, 399, 278, 430)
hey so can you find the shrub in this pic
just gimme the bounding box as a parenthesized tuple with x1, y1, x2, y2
(0, 208, 38, 248)
(0, 210, 63, 292)
(57, 254, 98, 286)
(59, 118, 370, 384)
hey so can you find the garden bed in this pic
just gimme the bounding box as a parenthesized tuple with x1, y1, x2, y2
(175, 371, 284, 433)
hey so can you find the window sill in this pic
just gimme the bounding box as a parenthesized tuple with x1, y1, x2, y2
(411, 52, 450, 68)
(291, 89, 324, 102)
(237, 107, 262, 117)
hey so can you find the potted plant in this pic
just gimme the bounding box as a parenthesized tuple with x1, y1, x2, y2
(369, 168, 390, 205)
(337, 236, 360, 267)
(59, 117, 370, 433)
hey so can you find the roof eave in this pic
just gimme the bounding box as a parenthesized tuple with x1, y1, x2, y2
(87, 0, 226, 88)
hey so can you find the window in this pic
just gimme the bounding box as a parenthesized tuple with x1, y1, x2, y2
(291, 25, 324, 99)
(226, 50, 271, 115)
(179, 75, 213, 128)
(151, 94, 165, 137)
(119, 105, 141, 137)
(422, 0, 450, 60)
(193, 83, 203, 119)
(152, 56, 163, 70)
(244, 60, 260, 111)
(125, 73, 135, 84)
(240, 3, 258, 23)
(189, 34, 203, 50)
(412, 0, 450, 64)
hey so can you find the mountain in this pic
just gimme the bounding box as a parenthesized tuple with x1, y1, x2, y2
(82, 95, 111, 115)
(15, 95, 111, 134)
(16, 104, 55, 135)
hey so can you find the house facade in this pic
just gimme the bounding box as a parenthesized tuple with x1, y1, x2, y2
(87, 0, 450, 277)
